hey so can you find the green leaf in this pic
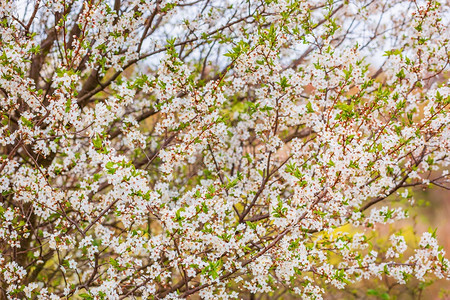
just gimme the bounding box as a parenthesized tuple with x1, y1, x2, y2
(92, 134, 103, 149)
(396, 69, 405, 79)
(306, 102, 314, 113)
(381, 293, 390, 300)
(65, 98, 72, 113)
(20, 116, 34, 128)
(109, 258, 119, 268)
(79, 293, 94, 300)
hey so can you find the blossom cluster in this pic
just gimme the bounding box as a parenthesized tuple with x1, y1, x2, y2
(0, 0, 449, 299)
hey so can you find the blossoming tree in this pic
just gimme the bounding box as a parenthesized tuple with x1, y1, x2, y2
(0, 0, 449, 298)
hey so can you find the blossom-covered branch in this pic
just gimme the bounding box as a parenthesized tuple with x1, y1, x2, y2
(0, 0, 449, 299)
